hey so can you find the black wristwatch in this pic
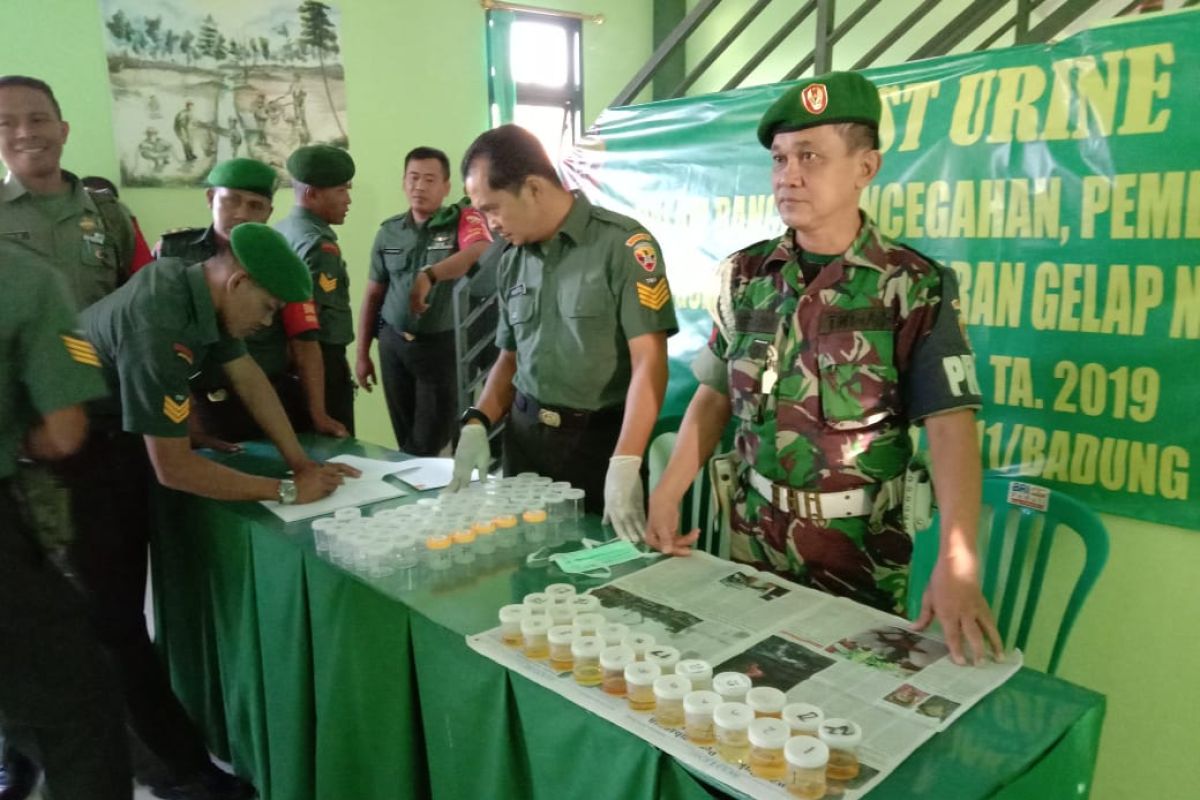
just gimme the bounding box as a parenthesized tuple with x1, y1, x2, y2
(460, 406, 492, 433)
(421, 265, 438, 285)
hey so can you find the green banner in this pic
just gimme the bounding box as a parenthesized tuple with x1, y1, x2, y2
(563, 12, 1200, 529)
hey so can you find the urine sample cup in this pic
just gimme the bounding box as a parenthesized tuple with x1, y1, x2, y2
(783, 703, 824, 738)
(675, 659, 713, 692)
(653, 675, 691, 729)
(713, 672, 753, 703)
(624, 661, 661, 712)
(746, 686, 787, 718)
(714, 702, 754, 765)
(818, 719, 862, 781)
(548, 625, 575, 671)
(683, 690, 722, 745)
(600, 645, 635, 696)
(785, 737, 830, 799)
(571, 635, 604, 687)
(749, 718, 790, 780)
(499, 604, 525, 647)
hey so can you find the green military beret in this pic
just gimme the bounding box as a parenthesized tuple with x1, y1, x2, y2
(206, 158, 277, 197)
(286, 144, 355, 187)
(757, 71, 882, 148)
(228, 223, 312, 302)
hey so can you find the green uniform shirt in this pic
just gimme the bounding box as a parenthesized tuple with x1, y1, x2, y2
(274, 207, 353, 346)
(369, 201, 489, 334)
(157, 225, 216, 264)
(81, 258, 247, 437)
(692, 213, 982, 492)
(0, 172, 135, 310)
(0, 244, 108, 478)
(158, 225, 317, 381)
(496, 192, 678, 410)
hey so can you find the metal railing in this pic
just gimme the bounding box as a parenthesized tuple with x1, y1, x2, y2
(612, 0, 1168, 108)
(452, 241, 505, 466)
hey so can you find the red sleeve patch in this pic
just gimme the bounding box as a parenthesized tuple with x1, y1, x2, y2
(281, 301, 320, 337)
(130, 219, 154, 273)
(457, 207, 493, 248)
(320, 241, 341, 255)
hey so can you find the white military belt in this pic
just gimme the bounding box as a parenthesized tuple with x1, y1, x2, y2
(747, 469, 899, 523)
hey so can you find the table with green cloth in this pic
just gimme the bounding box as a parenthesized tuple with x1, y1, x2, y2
(150, 437, 1105, 800)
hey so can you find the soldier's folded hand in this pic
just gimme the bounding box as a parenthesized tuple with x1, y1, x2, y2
(313, 414, 350, 438)
(644, 486, 700, 556)
(356, 354, 377, 392)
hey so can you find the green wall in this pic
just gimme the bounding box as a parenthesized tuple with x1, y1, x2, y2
(676, 4, 1200, 800)
(2, 0, 651, 450)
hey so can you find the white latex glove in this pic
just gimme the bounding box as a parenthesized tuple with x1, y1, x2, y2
(603, 455, 646, 542)
(446, 423, 490, 492)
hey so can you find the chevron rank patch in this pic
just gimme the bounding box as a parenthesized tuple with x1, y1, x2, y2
(318, 273, 338, 292)
(173, 342, 194, 365)
(636, 278, 671, 311)
(60, 334, 101, 367)
(163, 395, 190, 424)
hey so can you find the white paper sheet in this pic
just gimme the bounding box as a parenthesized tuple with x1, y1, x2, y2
(259, 455, 412, 522)
(325, 453, 413, 481)
(385, 457, 457, 491)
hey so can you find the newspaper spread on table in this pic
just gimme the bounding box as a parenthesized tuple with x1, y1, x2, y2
(468, 551, 1022, 799)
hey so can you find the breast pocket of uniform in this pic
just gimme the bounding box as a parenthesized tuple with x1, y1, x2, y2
(80, 239, 119, 299)
(816, 324, 899, 430)
(726, 334, 774, 422)
(560, 283, 612, 340)
(381, 248, 407, 277)
(81, 238, 116, 269)
(425, 241, 454, 265)
(507, 291, 536, 327)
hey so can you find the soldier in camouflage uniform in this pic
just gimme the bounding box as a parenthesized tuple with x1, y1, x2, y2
(646, 72, 1002, 666)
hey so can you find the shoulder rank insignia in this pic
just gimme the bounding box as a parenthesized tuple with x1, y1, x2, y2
(60, 334, 100, 367)
(173, 342, 193, 365)
(163, 395, 190, 424)
(636, 278, 671, 311)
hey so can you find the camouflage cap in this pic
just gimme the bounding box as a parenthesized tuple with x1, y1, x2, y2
(286, 144, 355, 187)
(757, 71, 881, 148)
(206, 158, 277, 198)
(228, 222, 312, 302)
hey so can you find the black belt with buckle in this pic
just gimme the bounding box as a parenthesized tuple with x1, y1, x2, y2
(513, 392, 623, 431)
(386, 323, 454, 345)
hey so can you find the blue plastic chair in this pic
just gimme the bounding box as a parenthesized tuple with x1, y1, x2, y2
(906, 477, 1109, 675)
